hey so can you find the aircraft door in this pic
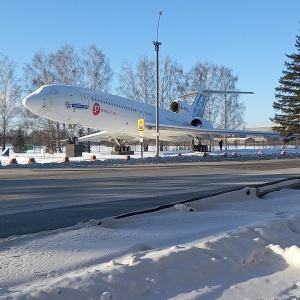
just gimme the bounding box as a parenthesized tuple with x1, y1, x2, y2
(139, 110, 145, 119)
(66, 92, 90, 123)
(43, 98, 47, 108)
(81, 93, 89, 110)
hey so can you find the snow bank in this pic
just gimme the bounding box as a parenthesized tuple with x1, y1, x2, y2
(1, 188, 300, 299)
(1, 147, 300, 169)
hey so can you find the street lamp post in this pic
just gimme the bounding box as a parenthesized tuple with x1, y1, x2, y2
(153, 11, 162, 157)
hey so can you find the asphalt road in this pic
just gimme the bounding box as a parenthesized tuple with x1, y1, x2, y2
(1, 159, 300, 238)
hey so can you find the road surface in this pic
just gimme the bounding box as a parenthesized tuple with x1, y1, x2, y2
(1, 159, 300, 238)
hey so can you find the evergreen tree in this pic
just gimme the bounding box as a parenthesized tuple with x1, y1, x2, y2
(271, 27, 300, 136)
(13, 127, 27, 153)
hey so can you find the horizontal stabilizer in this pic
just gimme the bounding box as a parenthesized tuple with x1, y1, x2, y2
(202, 89, 254, 95)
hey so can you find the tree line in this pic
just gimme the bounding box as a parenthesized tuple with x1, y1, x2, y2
(1, 44, 248, 152)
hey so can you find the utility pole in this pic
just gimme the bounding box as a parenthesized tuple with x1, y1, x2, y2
(153, 11, 162, 157)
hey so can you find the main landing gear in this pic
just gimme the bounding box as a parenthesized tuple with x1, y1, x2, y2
(111, 139, 134, 155)
(192, 138, 209, 152)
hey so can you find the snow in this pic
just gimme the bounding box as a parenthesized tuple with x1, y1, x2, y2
(1, 147, 300, 299)
(1, 145, 300, 168)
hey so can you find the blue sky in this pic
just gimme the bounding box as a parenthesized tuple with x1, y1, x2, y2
(1, 0, 300, 127)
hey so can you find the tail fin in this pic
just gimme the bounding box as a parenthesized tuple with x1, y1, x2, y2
(191, 90, 207, 118)
(188, 87, 254, 118)
(1, 148, 9, 156)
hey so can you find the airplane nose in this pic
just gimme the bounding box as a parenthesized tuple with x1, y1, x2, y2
(22, 92, 44, 114)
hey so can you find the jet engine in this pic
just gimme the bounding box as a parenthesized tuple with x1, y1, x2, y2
(191, 118, 202, 127)
(169, 100, 192, 116)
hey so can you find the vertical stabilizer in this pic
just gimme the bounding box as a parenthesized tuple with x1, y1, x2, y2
(192, 90, 207, 118)
(1, 148, 9, 156)
(191, 87, 253, 118)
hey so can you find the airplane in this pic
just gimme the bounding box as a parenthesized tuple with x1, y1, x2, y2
(1, 148, 9, 156)
(22, 84, 282, 152)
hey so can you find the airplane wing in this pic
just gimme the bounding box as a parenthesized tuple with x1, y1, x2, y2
(144, 123, 283, 140)
(76, 123, 284, 144)
(77, 131, 139, 143)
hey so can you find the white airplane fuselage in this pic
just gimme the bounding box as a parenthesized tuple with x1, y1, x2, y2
(23, 85, 213, 142)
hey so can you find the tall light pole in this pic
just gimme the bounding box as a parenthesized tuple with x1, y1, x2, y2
(153, 11, 162, 157)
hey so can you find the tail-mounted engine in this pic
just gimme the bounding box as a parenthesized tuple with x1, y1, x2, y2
(169, 100, 192, 117)
(191, 118, 202, 127)
(170, 100, 203, 127)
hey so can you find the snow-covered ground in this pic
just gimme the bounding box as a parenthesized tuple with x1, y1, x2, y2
(1, 186, 300, 299)
(1, 145, 300, 168)
(1, 146, 300, 299)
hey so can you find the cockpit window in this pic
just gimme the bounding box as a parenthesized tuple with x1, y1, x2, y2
(39, 86, 58, 95)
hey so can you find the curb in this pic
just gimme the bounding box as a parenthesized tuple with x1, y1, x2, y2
(109, 176, 300, 222)
(255, 177, 300, 197)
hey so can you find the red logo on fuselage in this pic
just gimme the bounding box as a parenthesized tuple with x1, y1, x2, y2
(93, 103, 100, 116)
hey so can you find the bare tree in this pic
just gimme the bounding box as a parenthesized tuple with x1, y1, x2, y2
(23, 50, 55, 92)
(159, 56, 185, 108)
(117, 55, 184, 108)
(23, 44, 113, 149)
(23, 50, 62, 151)
(0, 55, 22, 151)
(50, 45, 86, 149)
(188, 62, 245, 129)
(82, 44, 113, 92)
(81, 45, 113, 135)
(187, 61, 221, 123)
(117, 60, 139, 100)
(172, 62, 189, 99)
(215, 66, 245, 129)
(50, 44, 84, 86)
(117, 57, 155, 104)
(137, 56, 155, 105)
(23, 49, 55, 129)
